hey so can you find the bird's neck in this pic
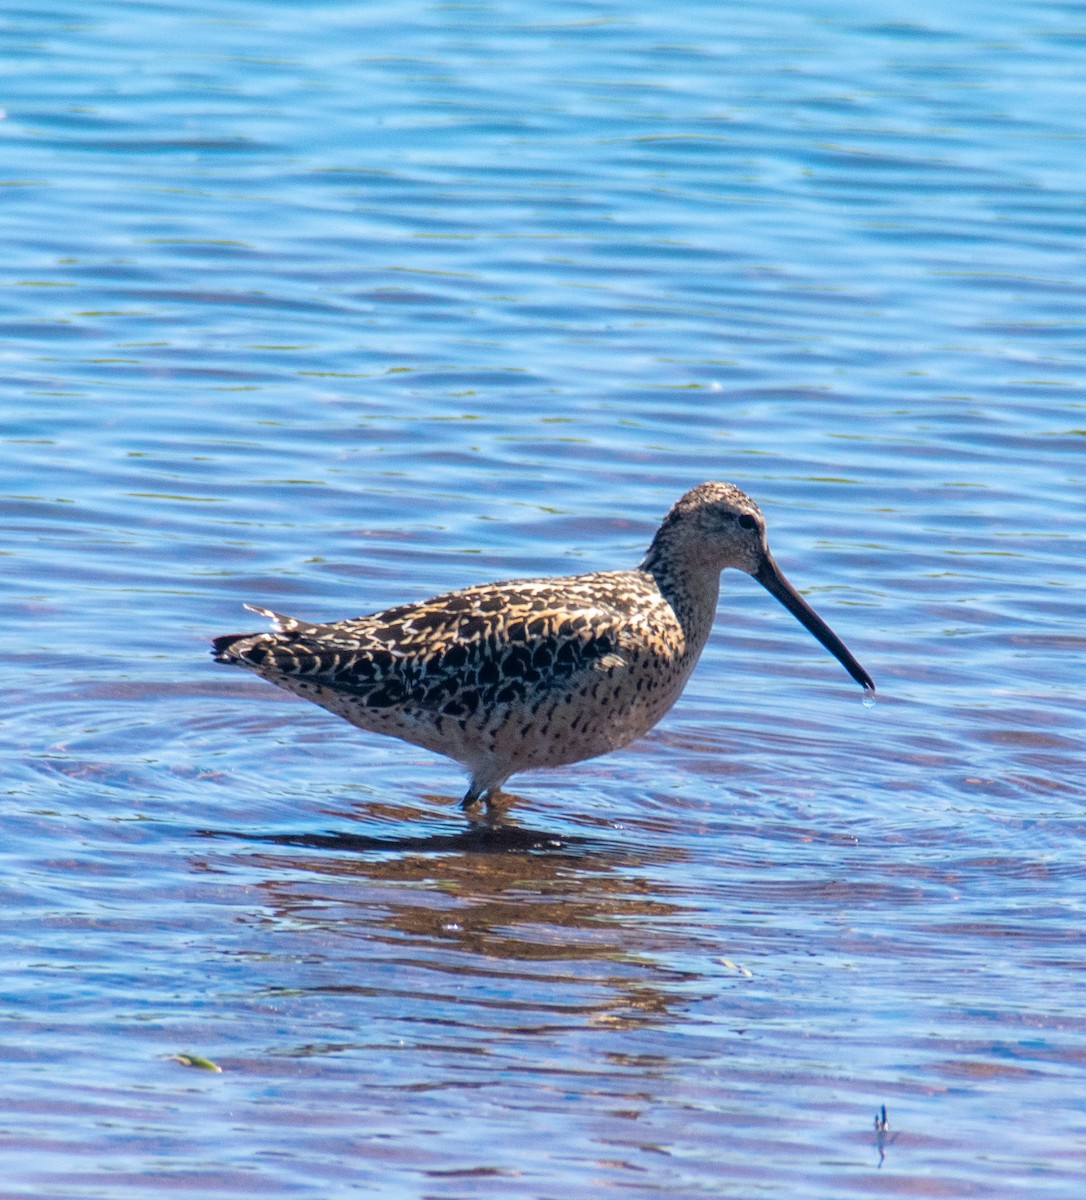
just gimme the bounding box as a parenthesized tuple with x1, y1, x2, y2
(639, 540, 721, 655)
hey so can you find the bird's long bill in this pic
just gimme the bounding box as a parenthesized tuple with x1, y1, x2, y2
(754, 554, 875, 694)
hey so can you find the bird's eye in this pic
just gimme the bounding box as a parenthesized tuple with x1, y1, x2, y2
(737, 513, 757, 530)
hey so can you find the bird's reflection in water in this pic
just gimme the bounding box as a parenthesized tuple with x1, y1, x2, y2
(201, 792, 706, 1031)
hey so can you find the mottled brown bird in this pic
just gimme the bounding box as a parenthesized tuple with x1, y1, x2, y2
(212, 482, 874, 808)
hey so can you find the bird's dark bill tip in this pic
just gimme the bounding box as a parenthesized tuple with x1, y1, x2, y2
(845, 660, 876, 697)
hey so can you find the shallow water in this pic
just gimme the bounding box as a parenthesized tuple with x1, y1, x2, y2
(3, 0, 1085, 1195)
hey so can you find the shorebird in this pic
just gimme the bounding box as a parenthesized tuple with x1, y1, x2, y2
(212, 482, 874, 808)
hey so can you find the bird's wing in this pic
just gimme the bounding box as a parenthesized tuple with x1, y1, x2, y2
(221, 576, 658, 717)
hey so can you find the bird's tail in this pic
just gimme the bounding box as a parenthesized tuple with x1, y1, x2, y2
(210, 632, 253, 663)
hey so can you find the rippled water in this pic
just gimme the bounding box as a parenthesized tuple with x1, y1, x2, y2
(3, 1, 1085, 1195)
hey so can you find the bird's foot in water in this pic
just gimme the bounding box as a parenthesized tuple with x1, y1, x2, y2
(460, 786, 515, 817)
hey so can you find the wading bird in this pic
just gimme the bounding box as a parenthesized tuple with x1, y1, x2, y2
(213, 482, 874, 808)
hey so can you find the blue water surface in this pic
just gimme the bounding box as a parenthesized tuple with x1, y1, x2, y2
(2, 1, 1084, 1196)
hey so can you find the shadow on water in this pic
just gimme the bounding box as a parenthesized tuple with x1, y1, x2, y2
(195, 797, 706, 1029)
(197, 785, 669, 863)
(199, 817, 610, 859)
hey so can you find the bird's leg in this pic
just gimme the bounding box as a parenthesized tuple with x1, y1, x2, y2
(460, 774, 493, 811)
(460, 787, 485, 812)
(461, 767, 512, 812)
(461, 789, 507, 829)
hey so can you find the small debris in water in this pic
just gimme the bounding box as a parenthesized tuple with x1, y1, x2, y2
(718, 957, 754, 978)
(169, 1053, 222, 1073)
(874, 1104, 890, 1166)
